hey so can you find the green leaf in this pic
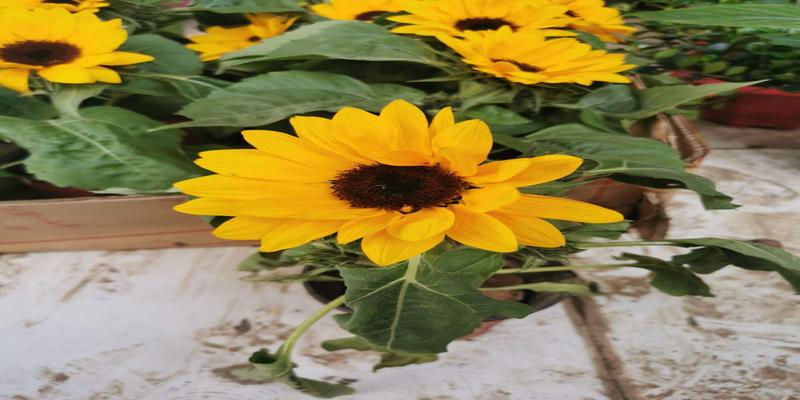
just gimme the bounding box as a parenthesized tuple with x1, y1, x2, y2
(577, 85, 637, 114)
(170, 71, 425, 128)
(618, 253, 712, 297)
(321, 336, 438, 371)
(229, 349, 354, 398)
(182, 0, 303, 13)
(635, 5, 800, 29)
(668, 238, 800, 272)
(120, 34, 203, 75)
(758, 33, 800, 48)
(564, 221, 631, 241)
(464, 105, 532, 125)
(611, 82, 761, 120)
(502, 124, 735, 209)
(334, 250, 533, 353)
(220, 21, 440, 69)
(0, 107, 197, 192)
(0, 88, 55, 119)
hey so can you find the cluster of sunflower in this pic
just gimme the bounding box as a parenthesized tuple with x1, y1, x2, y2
(187, 0, 635, 85)
(0, 0, 153, 93)
(176, 0, 639, 266)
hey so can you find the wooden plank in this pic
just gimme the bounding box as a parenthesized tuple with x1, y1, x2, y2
(0, 196, 254, 252)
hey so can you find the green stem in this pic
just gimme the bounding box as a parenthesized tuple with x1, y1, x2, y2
(577, 240, 674, 249)
(493, 263, 633, 274)
(278, 294, 346, 360)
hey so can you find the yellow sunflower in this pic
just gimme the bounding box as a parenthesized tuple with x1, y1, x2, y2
(549, 0, 635, 42)
(438, 26, 634, 85)
(186, 14, 296, 62)
(311, 0, 405, 21)
(0, 0, 109, 13)
(389, 0, 575, 38)
(174, 100, 623, 266)
(0, 8, 153, 93)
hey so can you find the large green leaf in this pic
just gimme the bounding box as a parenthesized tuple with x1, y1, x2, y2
(120, 34, 203, 75)
(635, 5, 800, 29)
(334, 249, 533, 353)
(220, 21, 441, 69)
(495, 124, 735, 209)
(182, 0, 303, 13)
(0, 88, 55, 119)
(611, 82, 760, 120)
(0, 107, 198, 192)
(169, 71, 425, 128)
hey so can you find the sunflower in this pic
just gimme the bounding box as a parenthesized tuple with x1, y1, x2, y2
(0, 0, 109, 13)
(389, 0, 575, 38)
(311, 0, 405, 21)
(549, 0, 635, 42)
(186, 14, 296, 62)
(438, 26, 634, 85)
(174, 100, 623, 266)
(0, 8, 153, 93)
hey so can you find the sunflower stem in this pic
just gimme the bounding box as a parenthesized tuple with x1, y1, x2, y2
(277, 294, 346, 362)
(492, 263, 633, 275)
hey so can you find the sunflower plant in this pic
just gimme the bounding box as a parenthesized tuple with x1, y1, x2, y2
(0, 0, 797, 397)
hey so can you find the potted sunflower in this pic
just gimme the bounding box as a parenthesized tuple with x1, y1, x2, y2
(0, 0, 748, 251)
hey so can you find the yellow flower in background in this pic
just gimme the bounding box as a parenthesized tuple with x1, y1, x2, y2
(389, 0, 575, 38)
(439, 27, 634, 85)
(0, 8, 153, 93)
(549, 0, 635, 42)
(187, 14, 296, 62)
(0, 0, 109, 13)
(174, 100, 623, 266)
(312, 0, 405, 21)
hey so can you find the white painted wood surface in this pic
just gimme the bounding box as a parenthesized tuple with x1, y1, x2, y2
(1, 122, 799, 399)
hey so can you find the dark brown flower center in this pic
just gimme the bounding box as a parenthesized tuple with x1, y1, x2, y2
(330, 164, 470, 212)
(492, 58, 542, 73)
(454, 17, 516, 32)
(355, 10, 388, 21)
(0, 41, 81, 67)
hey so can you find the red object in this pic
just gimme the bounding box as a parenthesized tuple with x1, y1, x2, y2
(673, 72, 800, 130)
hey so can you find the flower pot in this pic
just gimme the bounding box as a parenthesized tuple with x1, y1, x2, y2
(672, 72, 800, 130)
(303, 265, 578, 339)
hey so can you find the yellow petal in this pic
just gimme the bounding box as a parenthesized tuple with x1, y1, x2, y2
(87, 66, 120, 83)
(331, 106, 400, 159)
(379, 99, 431, 156)
(337, 211, 401, 244)
(386, 207, 455, 241)
(499, 155, 583, 187)
(212, 216, 274, 240)
(173, 198, 239, 216)
(289, 116, 370, 164)
(460, 184, 520, 212)
(429, 106, 454, 137)
(195, 149, 336, 182)
(432, 120, 492, 174)
(468, 159, 530, 185)
(436, 147, 479, 176)
(258, 219, 345, 252)
(230, 185, 378, 220)
(490, 211, 565, 248)
(501, 194, 624, 223)
(446, 205, 517, 252)
(38, 64, 93, 84)
(102, 51, 154, 66)
(0, 69, 29, 93)
(367, 150, 433, 166)
(241, 129, 353, 170)
(174, 174, 304, 200)
(362, 230, 444, 266)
